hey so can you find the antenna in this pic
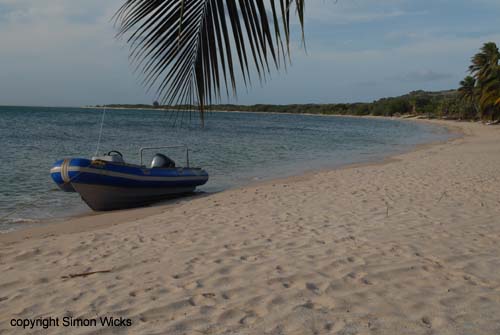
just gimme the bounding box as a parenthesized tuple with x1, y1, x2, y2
(94, 107, 107, 157)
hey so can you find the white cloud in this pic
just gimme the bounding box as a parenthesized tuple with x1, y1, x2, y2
(303, 0, 414, 24)
(0, 0, 122, 54)
(388, 70, 453, 82)
(0, 0, 150, 106)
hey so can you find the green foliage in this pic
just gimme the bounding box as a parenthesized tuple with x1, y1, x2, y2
(465, 42, 500, 120)
(102, 90, 459, 118)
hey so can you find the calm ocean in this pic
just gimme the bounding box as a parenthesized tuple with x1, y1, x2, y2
(0, 106, 450, 232)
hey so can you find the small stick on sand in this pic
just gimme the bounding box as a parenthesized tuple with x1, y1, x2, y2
(61, 270, 112, 279)
(385, 200, 390, 217)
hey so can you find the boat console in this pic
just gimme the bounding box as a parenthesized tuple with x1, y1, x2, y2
(92, 150, 125, 163)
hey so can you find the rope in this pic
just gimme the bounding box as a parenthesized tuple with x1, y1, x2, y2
(95, 107, 107, 157)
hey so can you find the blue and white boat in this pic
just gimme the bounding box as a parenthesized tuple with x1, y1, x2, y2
(50, 146, 208, 211)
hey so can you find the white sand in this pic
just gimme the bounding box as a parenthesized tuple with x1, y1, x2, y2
(1, 120, 499, 335)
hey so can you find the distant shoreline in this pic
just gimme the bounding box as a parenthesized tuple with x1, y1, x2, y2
(83, 105, 474, 124)
(83, 89, 474, 121)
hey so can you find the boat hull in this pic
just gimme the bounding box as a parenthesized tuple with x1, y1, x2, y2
(50, 158, 209, 210)
(72, 183, 197, 211)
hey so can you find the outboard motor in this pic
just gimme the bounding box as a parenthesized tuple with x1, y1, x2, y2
(151, 153, 176, 168)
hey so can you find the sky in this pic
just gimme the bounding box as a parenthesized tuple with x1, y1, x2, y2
(0, 0, 499, 107)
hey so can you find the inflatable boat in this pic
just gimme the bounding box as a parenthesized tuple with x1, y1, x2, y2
(50, 146, 208, 211)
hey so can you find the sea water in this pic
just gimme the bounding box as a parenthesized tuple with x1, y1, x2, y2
(0, 106, 451, 232)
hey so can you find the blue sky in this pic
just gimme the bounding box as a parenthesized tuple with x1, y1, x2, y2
(0, 0, 499, 106)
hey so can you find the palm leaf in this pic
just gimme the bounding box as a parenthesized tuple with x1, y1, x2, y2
(469, 42, 499, 84)
(479, 74, 500, 110)
(114, 0, 305, 125)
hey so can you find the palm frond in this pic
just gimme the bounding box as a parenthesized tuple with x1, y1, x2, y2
(469, 42, 499, 84)
(114, 0, 305, 125)
(458, 76, 477, 106)
(479, 73, 500, 110)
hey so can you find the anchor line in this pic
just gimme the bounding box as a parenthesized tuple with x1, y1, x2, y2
(94, 107, 107, 157)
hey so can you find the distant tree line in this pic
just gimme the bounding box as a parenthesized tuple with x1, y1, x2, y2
(97, 90, 468, 120)
(204, 90, 460, 119)
(98, 42, 499, 122)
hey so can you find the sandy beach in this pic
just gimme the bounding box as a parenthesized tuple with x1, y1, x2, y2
(1, 120, 499, 335)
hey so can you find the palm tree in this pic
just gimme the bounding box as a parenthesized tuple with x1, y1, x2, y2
(114, 0, 305, 125)
(479, 67, 500, 120)
(469, 42, 499, 83)
(458, 75, 479, 119)
(458, 76, 476, 104)
(468, 42, 500, 120)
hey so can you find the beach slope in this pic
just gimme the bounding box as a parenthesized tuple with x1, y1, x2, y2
(1, 121, 500, 335)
